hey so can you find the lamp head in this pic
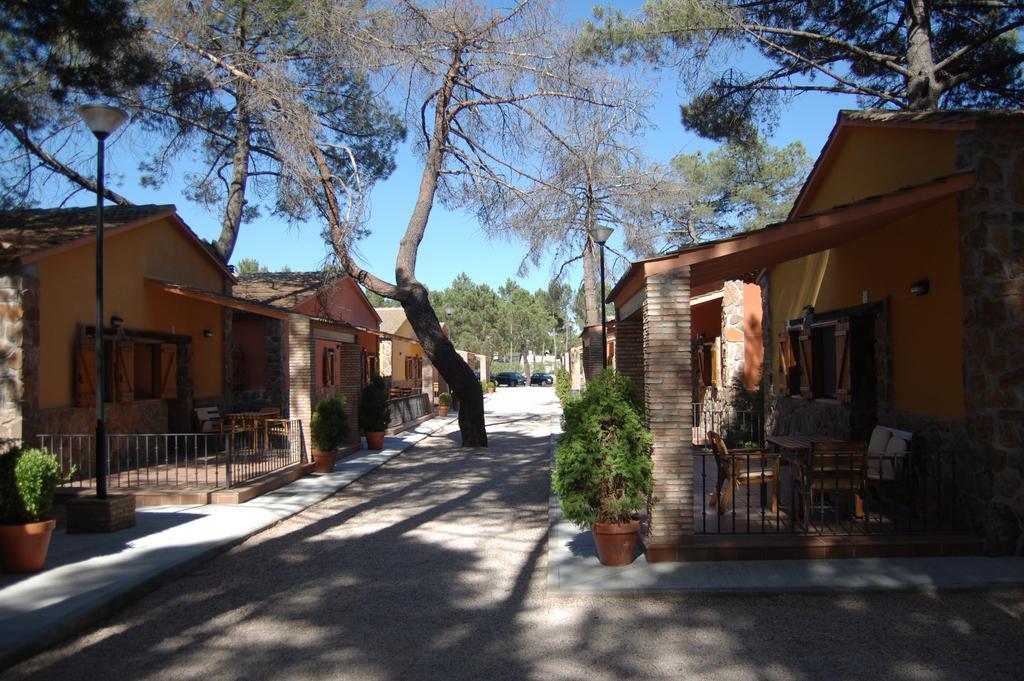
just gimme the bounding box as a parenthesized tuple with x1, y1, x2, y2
(589, 225, 613, 245)
(76, 104, 128, 139)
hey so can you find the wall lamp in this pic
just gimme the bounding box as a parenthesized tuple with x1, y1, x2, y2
(203, 329, 214, 338)
(802, 305, 815, 318)
(910, 279, 930, 296)
(110, 315, 124, 329)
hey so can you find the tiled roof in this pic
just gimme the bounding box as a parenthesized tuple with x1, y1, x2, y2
(841, 108, 1024, 124)
(0, 204, 177, 259)
(232, 271, 341, 310)
(375, 307, 408, 335)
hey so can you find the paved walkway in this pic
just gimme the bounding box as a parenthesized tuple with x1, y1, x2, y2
(2, 388, 1024, 680)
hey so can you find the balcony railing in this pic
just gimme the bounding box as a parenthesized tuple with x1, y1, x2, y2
(694, 447, 971, 536)
(39, 420, 304, 491)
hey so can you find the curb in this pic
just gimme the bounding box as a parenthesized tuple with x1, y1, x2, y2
(0, 415, 458, 672)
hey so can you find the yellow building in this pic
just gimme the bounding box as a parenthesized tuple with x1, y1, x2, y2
(0, 205, 245, 442)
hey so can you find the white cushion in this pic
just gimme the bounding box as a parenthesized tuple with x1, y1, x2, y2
(884, 436, 908, 455)
(867, 426, 891, 454)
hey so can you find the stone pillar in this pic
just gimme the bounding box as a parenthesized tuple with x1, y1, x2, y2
(615, 312, 644, 395)
(956, 118, 1024, 554)
(720, 280, 747, 392)
(479, 355, 490, 382)
(0, 272, 35, 443)
(379, 338, 393, 378)
(642, 266, 693, 561)
(287, 314, 314, 459)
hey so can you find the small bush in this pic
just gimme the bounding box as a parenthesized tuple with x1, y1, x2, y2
(438, 392, 453, 407)
(487, 380, 496, 390)
(0, 447, 68, 524)
(552, 369, 653, 529)
(359, 375, 391, 432)
(311, 397, 349, 451)
(554, 368, 571, 402)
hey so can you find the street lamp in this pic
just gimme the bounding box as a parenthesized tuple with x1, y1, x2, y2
(445, 306, 454, 344)
(589, 225, 613, 370)
(77, 103, 128, 500)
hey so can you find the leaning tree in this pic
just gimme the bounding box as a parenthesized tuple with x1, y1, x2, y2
(585, 0, 1024, 141)
(295, 0, 624, 446)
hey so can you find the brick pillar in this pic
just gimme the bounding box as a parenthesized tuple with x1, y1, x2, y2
(956, 119, 1024, 554)
(615, 312, 644, 395)
(642, 266, 693, 562)
(287, 314, 314, 458)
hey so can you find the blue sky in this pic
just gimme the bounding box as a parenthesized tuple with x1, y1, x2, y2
(73, 1, 860, 295)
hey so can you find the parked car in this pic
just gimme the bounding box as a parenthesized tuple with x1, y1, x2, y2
(530, 372, 553, 386)
(495, 371, 526, 387)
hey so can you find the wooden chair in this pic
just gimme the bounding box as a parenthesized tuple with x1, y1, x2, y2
(193, 406, 222, 433)
(799, 441, 868, 524)
(707, 431, 778, 515)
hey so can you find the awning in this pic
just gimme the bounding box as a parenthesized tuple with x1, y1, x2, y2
(145, 279, 290, 320)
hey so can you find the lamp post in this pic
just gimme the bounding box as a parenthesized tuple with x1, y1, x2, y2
(445, 306, 454, 345)
(589, 225, 614, 370)
(77, 104, 128, 500)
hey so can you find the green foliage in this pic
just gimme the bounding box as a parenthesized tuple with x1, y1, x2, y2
(584, 1, 1024, 143)
(438, 392, 453, 407)
(552, 370, 653, 529)
(235, 258, 269, 274)
(555, 368, 571, 402)
(310, 397, 349, 451)
(0, 447, 69, 523)
(358, 375, 391, 432)
(487, 380, 496, 390)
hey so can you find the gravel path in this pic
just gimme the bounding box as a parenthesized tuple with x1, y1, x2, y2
(4, 387, 1023, 681)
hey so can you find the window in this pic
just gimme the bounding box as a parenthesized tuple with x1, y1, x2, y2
(323, 347, 337, 386)
(779, 317, 850, 403)
(74, 335, 176, 407)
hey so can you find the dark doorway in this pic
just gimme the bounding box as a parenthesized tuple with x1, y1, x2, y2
(849, 312, 878, 441)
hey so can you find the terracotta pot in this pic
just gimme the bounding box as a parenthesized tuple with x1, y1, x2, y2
(592, 520, 641, 566)
(312, 449, 337, 474)
(365, 431, 385, 450)
(0, 518, 56, 574)
(439, 406, 449, 417)
(487, 387, 495, 394)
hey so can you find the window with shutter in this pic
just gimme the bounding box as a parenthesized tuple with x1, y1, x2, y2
(114, 340, 135, 403)
(323, 348, 336, 386)
(159, 343, 178, 399)
(798, 328, 813, 399)
(75, 336, 96, 407)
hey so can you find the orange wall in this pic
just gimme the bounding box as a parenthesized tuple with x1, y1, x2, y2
(691, 298, 722, 340)
(38, 218, 228, 408)
(743, 283, 763, 389)
(233, 316, 267, 390)
(770, 198, 964, 418)
(800, 127, 958, 216)
(292, 277, 380, 330)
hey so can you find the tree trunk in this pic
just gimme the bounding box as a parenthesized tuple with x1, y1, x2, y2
(400, 282, 487, 447)
(905, 0, 942, 110)
(582, 237, 600, 327)
(522, 348, 531, 384)
(214, 91, 251, 262)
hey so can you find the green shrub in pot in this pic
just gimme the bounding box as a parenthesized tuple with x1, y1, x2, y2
(311, 397, 350, 452)
(359, 375, 391, 433)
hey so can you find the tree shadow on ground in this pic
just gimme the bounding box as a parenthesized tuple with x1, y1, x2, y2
(5, 405, 1024, 681)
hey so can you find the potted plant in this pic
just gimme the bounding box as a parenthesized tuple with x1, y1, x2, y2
(487, 380, 496, 394)
(438, 391, 453, 417)
(359, 375, 391, 450)
(552, 369, 653, 566)
(0, 446, 71, 573)
(310, 397, 349, 473)
(554, 367, 571, 406)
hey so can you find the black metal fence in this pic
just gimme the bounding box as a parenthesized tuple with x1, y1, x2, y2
(692, 405, 765, 447)
(39, 420, 304, 491)
(694, 447, 971, 536)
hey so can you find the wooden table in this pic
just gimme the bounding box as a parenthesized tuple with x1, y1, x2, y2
(765, 434, 841, 453)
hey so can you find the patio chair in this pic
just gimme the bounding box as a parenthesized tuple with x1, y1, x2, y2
(798, 441, 868, 525)
(707, 431, 778, 515)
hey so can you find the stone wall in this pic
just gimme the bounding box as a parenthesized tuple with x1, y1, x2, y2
(956, 118, 1024, 554)
(379, 338, 393, 377)
(0, 269, 37, 442)
(642, 266, 694, 560)
(35, 400, 169, 437)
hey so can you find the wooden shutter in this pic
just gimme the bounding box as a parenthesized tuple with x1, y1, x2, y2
(776, 332, 791, 395)
(835, 319, 851, 404)
(159, 343, 178, 399)
(711, 337, 721, 388)
(230, 346, 245, 391)
(75, 336, 97, 407)
(114, 340, 134, 403)
(696, 343, 707, 387)
(798, 327, 813, 399)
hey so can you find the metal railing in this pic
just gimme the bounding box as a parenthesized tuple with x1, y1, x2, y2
(694, 447, 970, 536)
(39, 420, 304, 491)
(692, 405, 765, 447)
